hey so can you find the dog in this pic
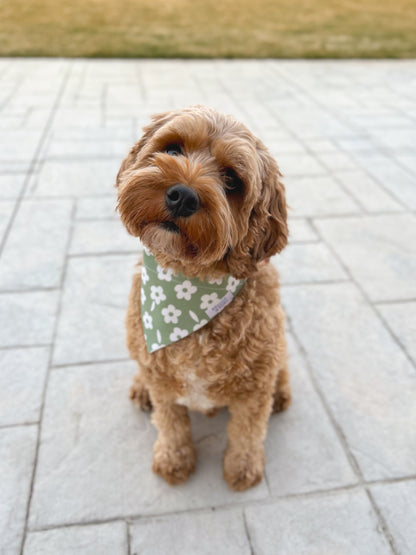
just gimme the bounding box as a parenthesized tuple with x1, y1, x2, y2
(116, 105, 290, 491)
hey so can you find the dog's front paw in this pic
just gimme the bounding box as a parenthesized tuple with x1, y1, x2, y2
(223, 445, 265, 491)
(153, 440, 196, 485)
(129, 379, 152, 412)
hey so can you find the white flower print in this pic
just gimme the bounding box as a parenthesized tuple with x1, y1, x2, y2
(207, 276, 223, 285)
(157, 264, 174, 282)
(141, 287, 146, 304)
(161, 304, 182, 324)
(174, 280, 197, 301)
(141, 266, 149, 284)
(169, 327, 188, 342)
(226, 276, 240, 293)
(193, 319, 208, 331)
(200, 292, 219, 310)
(143, 311, 153, 329)
(143, 246, 151, 256)
(151, 343, 165, 351)
(150, 285, 166, 306)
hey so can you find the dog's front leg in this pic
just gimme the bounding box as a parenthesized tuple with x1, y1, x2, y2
(224, 393, 273, 491)
(151, 398, 196, 485)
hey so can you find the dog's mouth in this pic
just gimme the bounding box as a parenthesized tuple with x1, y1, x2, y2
(160, 221, 180, 234)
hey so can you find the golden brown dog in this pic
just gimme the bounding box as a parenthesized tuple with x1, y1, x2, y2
(116, 105, 290, 491)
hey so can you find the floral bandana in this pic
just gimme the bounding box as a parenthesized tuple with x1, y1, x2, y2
(140, 249, 246, 353)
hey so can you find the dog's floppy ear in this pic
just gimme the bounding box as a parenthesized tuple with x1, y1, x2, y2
(226, 146, 288, 278)
(115, 111, 177, 188)
(251, 147, 288, 261)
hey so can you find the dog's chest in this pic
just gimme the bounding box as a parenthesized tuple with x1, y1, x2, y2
(176, 369, 215, 412)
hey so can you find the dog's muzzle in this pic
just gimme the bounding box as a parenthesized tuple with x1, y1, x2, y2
(166, 184, 200, 218)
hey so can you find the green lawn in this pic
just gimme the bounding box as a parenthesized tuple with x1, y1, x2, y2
(1, 0, 416, 58)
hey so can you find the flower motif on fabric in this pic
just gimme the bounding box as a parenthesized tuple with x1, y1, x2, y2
(141, 266, 149, 284)
(141, 287, 146, 304)
(200, 292, 219, 310)
(169, 327, 188, 342)
(174, 280, 197, 301)
(151, 343, 165, 351)
(226, 276, 240, 293)
(207, 276, 223, 285)
(157, 264, 174, 282)
(143, 311, 153, 329)
(193, 319, 208, 331)
(150, 285, 166, 307)
(161, 304, 182, 324)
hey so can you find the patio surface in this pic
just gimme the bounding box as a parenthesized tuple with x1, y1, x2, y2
(1, 59, 416, 555)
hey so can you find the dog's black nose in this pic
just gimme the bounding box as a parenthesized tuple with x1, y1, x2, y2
(166, 184, 200, 218)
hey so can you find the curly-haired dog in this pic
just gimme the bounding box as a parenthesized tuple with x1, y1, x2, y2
(116, 105, 290, 491)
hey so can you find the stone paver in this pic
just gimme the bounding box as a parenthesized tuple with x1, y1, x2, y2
(0, 426, 38, 555)
(284, 283, 416, 481)
(0, 347, 49, 426)
(24, 522, 127, 555)
(245, 490, 391, 555)
(130, 510, 250, 555)
(264, 335, 357, 495)
(377, 301, 416, 366)
(315, 214, 416, 302)
(69, 220, 139, 255)
(1, 59, 416, 554)
(0, 199, 72, 290)
(0, 290, 58, 347)
(371, 481, 416, 555)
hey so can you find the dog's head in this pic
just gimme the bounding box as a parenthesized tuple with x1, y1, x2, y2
(116, 106, 288, 279)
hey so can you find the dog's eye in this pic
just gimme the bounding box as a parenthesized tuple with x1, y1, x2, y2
(164, 144, 182, 156)
(223, 168, 244, 194)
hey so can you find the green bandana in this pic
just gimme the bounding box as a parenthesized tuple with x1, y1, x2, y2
(140, 249, 246, 353)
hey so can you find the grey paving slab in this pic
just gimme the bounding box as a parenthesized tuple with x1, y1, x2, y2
(334, 170, 404, 212)
(52, 254, 136, 365)
(43, 138, 131, 159)
(283, 283, 416, 480)
(288, 218, 319, 243)
(371, 481, 416, 555)
(245, 490, 391, 555)
(28, 159, 121, 197)
(0, 426, 38, 555)
(265, 335, 357, 495)
(75, 196, 118, 220)
(273, 242, 347, 284)
(377, 301, 416, 366)
(315, 214, 416, 302)
(0, 290, 58, 347)
(285, 175, 361, 217)
(130, 510, 250, 555)
(69, 220, 139, 255)
(0, 347, 49, 426)
(351, 154, 416, 210)
(0, 199, 72, 291)
(276, 152, 327, 176)
(24, 522, 128, 555)
(0, 130, 42, 162)
(29, 361, 267, 529)
(0, 174, 26, 199)
(0, 200, 15, 244)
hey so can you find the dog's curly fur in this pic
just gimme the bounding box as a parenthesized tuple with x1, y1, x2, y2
(116, 105, 290, 491)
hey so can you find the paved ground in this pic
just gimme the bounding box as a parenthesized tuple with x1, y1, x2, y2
(1, 59, 416, 555)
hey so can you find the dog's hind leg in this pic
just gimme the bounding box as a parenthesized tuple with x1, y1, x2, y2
(272, 365, 291, 413)
(129, 370, 152, 412)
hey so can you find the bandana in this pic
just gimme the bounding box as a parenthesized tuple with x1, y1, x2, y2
(140, 249, 246, 353)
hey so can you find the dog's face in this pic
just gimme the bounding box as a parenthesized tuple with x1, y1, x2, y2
(116, 106, 288, 279)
